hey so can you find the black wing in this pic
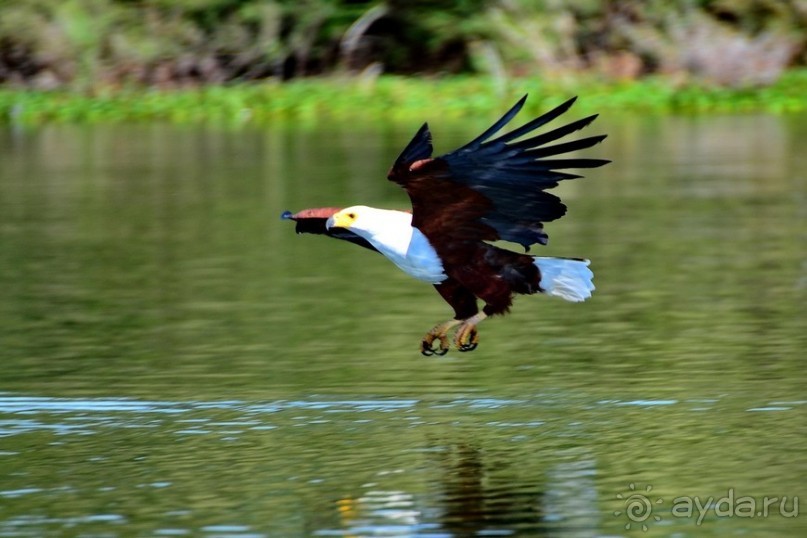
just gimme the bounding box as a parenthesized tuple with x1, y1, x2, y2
(388, 95, 609, 250)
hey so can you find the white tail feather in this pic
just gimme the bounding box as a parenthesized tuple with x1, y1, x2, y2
(533, 257, 595, 302)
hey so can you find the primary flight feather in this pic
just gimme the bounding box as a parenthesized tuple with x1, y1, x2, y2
(282, 95, 609, 355)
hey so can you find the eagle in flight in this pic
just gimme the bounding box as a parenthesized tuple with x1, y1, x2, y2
(282, 95, 609, 355)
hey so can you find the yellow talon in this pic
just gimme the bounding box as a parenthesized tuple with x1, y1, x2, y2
(453, 312, 488, 352)
(420, 319, 461, 356)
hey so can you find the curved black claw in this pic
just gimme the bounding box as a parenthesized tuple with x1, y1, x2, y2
(456, 327, 479, 352)
(421, 340, 449, 357)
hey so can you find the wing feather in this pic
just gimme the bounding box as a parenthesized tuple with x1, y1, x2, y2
(388, 95, 608, 250)
(456, 95, 528, 152)
(522, 135, 607, 159)
(503, 114, 601, 152)
(465, 96, 577, 149)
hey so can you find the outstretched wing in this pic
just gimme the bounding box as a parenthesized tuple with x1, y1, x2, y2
(387, 96, 609, 250)
(281, 208, 379, 252)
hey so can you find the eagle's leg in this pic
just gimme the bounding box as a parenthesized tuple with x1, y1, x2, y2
(420, 319, 462, 356)
(454, 312, 488, 352)
(424, 279, 480, 356)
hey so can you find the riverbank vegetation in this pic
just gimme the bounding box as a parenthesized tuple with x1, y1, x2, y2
(3, 71, 807, 125)
(1, 1, 806, 123)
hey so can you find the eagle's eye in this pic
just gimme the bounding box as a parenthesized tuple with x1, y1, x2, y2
(348, 213, 356, 219)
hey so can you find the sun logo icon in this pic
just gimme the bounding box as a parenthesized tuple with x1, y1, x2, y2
(613, 483, 663, 531)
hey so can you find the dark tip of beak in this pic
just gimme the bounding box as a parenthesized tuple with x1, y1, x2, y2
(281, 210, 294, 220)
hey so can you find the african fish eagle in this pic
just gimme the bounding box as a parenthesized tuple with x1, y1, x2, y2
(282, 95, 609, 355)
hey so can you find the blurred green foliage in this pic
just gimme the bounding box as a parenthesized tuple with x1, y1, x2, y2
(2, 69, 807, 125)
(0, 0, 806, 90)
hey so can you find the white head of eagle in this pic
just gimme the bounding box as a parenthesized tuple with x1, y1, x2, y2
(327, 205, 448, 285)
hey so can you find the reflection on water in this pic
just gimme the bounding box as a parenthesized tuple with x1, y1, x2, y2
(0, 114, 805, 536)
(0, 395, 803, 537)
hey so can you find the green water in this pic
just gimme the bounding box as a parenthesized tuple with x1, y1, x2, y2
(0, 113, 805, 537)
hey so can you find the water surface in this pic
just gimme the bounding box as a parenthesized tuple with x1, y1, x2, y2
(0, 113, 805, 536)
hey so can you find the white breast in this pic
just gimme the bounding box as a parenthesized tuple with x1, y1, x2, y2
(391, 226, 449, 284)
(352, 209, 447, 284)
